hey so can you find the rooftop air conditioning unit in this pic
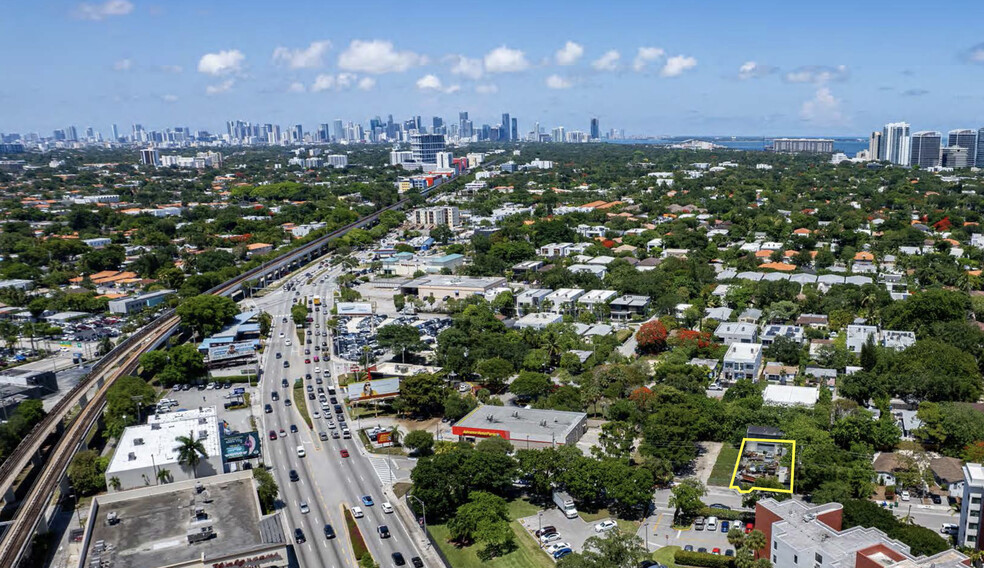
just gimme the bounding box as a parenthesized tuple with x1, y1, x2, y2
(107, 512, 119, 525)
(133, 438, 144, 445)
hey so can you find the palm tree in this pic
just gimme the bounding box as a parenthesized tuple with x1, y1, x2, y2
(742, 529, 767, 555)
(109, 476, 122, 491)
(156, 468, 171, 484)
(967, 549, 984, 568)
(97, 336, 113, 356)
(175, 431, 209, 478)
(727, 526, 745, 549)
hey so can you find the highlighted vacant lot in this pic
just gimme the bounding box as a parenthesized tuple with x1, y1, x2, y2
(729, 437, 796, 494)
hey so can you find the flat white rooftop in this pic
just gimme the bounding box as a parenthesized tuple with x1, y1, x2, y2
(107, 407, 220, 474)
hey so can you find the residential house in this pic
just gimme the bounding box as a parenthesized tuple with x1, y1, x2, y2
(872, 452, 903, 487)
(609, 295, 650, 319)
(721, 343, 763, 382)
(760, 325, 805, 346)
(714, 322, 758, 345)
(846, 324, 879, 353)
(930, 457, 965, 499)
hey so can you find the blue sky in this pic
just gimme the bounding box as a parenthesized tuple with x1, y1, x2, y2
(3, 0, 984, 137)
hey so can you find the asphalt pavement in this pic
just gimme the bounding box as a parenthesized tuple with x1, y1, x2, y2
(249, 264, 433, 568)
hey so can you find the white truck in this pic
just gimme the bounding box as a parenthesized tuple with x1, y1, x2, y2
(552, 491, 578, 519)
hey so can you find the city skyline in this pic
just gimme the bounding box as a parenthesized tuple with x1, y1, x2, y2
(5, 0, 984, 136)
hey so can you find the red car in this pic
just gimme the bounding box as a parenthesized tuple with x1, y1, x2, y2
(340, 449, 350, 458)
(269, 430, 277, 440)
(745, 523, 754, 534)
(712, 548, 721, 555)
(305, 358, 311, 364)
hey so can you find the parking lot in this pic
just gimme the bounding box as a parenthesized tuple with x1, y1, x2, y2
(159, 381, 255, 435)
(517, 508, 617, 558)
(644, 510, 739, 555)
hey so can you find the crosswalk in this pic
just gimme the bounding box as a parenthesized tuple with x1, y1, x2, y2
(368, 456, 394, 485)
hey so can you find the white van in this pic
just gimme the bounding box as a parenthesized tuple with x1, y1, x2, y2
(296, 445, 306, 458)
(706, 517, 718, 531)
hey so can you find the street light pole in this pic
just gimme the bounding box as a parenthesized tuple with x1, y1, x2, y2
(407, 494, 427, 534)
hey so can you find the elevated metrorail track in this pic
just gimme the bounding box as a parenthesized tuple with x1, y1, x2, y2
(0, 184, 437, 566)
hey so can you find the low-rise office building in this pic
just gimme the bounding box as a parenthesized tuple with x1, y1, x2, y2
(108, 289, 174, 315)
(452, 405, 588, 449)
(104, 407, 222, 492)
(756, 498, 967, 567)
(79, 470, 288, 568)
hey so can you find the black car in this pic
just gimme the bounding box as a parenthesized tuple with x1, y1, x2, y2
(377, 525, 390, 538)
(283, 361, 290, 368)
(285, 399, 292, 406)
(323, 524, 335, 539)
(684, 545, 694, 552)
(289, 469, 299, 482)
(271, 392, 279, 401)
(308, 393, 315, 400)
(264, 404, 272, 414)
(294, 528, 305, 543)
(290, 424, 298, 433)
(275, 352, 282, 359)
(411, 558, 424, 568)
(283, 317, 288, 323)
(282, 379, 289, 388)
(931, 494, 942, 504)
(697, 547, 707, 554)
(392, 552, 406, 566)
(535, 526, 557, 537)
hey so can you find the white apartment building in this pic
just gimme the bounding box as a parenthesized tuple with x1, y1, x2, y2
(409, 206, 460, 228)
(960, 463, 984, 549)
(326, 154, 348, 168)
(721, 343, 763, 382)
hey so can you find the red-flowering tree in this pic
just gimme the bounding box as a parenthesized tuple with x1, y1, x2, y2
(636, 321, 669, 354)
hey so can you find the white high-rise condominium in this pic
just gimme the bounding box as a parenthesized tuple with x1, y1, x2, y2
(882, 122, 911, 166)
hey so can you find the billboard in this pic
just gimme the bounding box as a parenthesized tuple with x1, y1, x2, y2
(221, 431, 261, 461)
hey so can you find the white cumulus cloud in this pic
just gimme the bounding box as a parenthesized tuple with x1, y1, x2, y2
(205, 79, 235, 95)
(161, 94, 178, 103)
(75, 0, 133, 20)
(800, 87, 844, 125)
(475, 84, 498, 94)
(632, 47, 665, 71)
(416, 74, 460, 93)
(484, 46, 530, 73)
(310, 73, 361, 92)
(546, 74, 572, 89)
(159, 64, 183, 73)
(661, 55, 697, 77)
(272, 40, 332, 69)
(338, 40, 424, 74)
(555, 41, 584, 65)
(784, 65, 848, 84)
(113, 58, 133, 71)
(592, 50, 620, 71)
(448, 55, 483, 79)
(965, 43, 984, 63)
(198, 50, 245, 76)
(358, 77, 376, 91)
(287, 82, 306, 93)
(738, 61, 776, 80)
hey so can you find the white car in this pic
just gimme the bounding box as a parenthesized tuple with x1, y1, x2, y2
(900, 491, 911, 501)
(539, 532, 562, 544)
(352, 506, 364, 518)
(279, 332, 285, 338)
(546, 542, 571, 554)
(314, 367, 321, 373)
(594, 520, 617, 533)
(381, 502, 393, 514)
(285, 339, 292, 346)
(312, 411, 321, 419)
(300, 502, 310, 514)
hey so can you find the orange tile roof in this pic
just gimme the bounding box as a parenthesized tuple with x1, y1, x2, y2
(793, 228, 812, 235)
(755, 250, 774, 258)
(246, 242, 272, 250)
(760, 262, 796, 272)
(854, 251, 874, 261)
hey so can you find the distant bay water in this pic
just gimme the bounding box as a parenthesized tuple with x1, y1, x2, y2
(609, 137, 869, 156)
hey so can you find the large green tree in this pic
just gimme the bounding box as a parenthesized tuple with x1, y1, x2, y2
(177, 294, 238, 339)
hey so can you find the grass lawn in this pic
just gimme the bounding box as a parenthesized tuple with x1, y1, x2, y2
(652, 546, 681, 568)
(429, 522, 553, 568)
(292, 380, 313, 429)
(428, 498, 553, 568)
(707, 444, 741, 487)
(578, 508, 640, 534)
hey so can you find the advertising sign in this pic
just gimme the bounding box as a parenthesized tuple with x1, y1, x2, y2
(221, 431, 261, 461)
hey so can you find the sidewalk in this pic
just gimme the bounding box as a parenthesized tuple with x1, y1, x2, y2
(384, 485, 447, 567)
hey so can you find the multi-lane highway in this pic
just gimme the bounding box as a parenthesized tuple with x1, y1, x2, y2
(255, 263, 426, 568)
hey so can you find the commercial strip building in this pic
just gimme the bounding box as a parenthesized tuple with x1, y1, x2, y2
(399, 275, 507, 300)
(107, 289, 175, 315)
(79, 470, 288, 568)
(452, 405, 587, 449)
(104, 407, 223, 492)
(756, 498, 968, 567)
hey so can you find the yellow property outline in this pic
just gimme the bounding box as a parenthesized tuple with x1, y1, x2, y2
(729, 437, 796, 494)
